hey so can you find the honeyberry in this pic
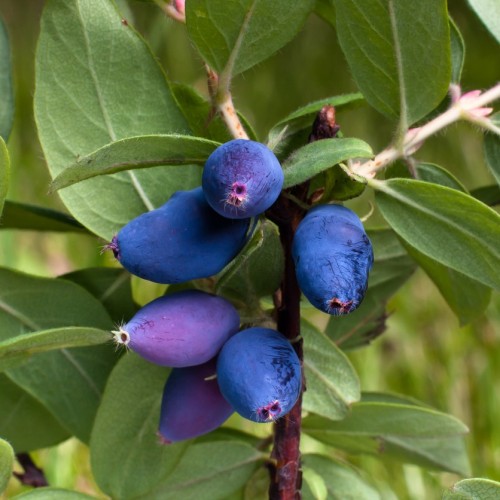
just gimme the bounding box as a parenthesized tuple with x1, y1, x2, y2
(202, 139, 284, 218)
(292, 204, 373, 315)
(216, 327, 301, 423)
(112, 290, 240, 367)
(106, 187, 251, 284)
(158, 358, 233, 443)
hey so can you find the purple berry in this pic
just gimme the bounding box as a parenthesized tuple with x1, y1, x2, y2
(216, 327, 301, 423)
(158, 358, 233, 443)
(292, 204, 373, 315)
(202, 139, 284, 218)
(107, 187, 251, 284)
(113, 290, 240, 367)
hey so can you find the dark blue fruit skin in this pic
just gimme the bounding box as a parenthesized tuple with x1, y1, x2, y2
(292, 204, 373, 315)
(216, 327, 301, 423)
(158, 358, 234, 443)
(112, 187, 250, 284)
(202, 139, 284, 219)
(121, 290, 240, 367)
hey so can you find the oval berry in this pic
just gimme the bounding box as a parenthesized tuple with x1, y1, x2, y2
(158, 358, 233, 443)
(216, 327, 301, 423)
(202, 139, 284, 218)
(107, 187, 251, 284)
(113, 290, 240, 367)
(292, 204, 373, 315)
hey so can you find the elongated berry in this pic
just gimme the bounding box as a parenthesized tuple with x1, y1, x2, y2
(158, 358, 233, 443)
(202, 139, 284, 218)
(113, 290, 240, 367)
(216, 327, 301, 423)
(292, 204, 373, 315)
(107, 187, 251, 284)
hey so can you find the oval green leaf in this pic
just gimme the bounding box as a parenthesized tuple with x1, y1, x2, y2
(302, 321, 360, 420)
(50, 135, 220, 192)
(0, 438, 14, 495)
(282, 137, 372, 188)
(466, 0, 500, 44)
(0, 15, 14, 141)
(334, 0, 451, 127)
(35, 0, 197, 240)
(186, 0, 315, 77)
(449, 17, 465, 84)
(12, 488, 95, 499)
(443, 478, 500, 500)
(303, 401, 470, 475)
(371, 178, 500, 292)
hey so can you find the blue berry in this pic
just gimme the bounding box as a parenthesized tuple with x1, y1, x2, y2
(113, 290, 240, 367)
(202, 139, 284, 218)
(158, 358, 233, 443)
(216, 327, 301, 423)
(107, 187, 251, 284)
(292, 204, 373, 315)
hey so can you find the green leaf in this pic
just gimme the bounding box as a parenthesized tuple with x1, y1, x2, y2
(314, 0, 336, 27)
(216, 220, 284, 314)
(302, 454, 380, 500)
(403, 241, 491, 325)
(0, 201, 88, 233)
(12, 488, 95, 499)
(0, 137, 9, 217)
(372, 178, 500, 292)
(302, 321, 360, 420)
(303, 402, 470, 475)
(267, 93, 364, 157)
(0, 374, 69, 452)
(185, 0, 314, 76)
(466, 0, 500, 44)
(62, 267, 137, 324)
(443, 478, 500, 500)
(282, 138, 372, 188)
(0, 268, 118, 442)
(90, 353, 187, 499)
(484, 113, 500, 187)
(449, 17, 465, 84)
(146, 441, 264, 500)
(0, 438, 14, 495)
(0, 327, 110, 372)
(50, 135, 219, 192)
(326, 228, 416, 349)
(35, 0, 197, 240)
(0, 15, 14, 141)
(334, 0, 451, 127)
(414, 163, 467, 192)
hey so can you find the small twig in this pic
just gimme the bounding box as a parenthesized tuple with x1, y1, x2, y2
(14, 453, 48, 488)
(352, 83, 500, 179)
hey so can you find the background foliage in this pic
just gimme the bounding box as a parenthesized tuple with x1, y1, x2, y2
(0, 0, 499, 498)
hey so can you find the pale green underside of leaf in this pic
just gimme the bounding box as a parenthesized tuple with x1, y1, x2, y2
(303, 402, 470, 475)
(443, 478, 500, 500)
(186, 0, 315, 76)
(466, 0, 500, 44)
(302, 321, 360, 420)
(449, 17, 465, 84)
(0, 16, 14, 141)
(50, 135, 220, 192)
(12, 489, 96, 499)
(0, 137, 9, 217)
(0, 327, 110, 373)
(282, 137, 372, 188)
(302, 454, 380, 500)
(0, 438, 14, 495)
(35, 0, 197, 240)
(333, 0, 451, 126)
(372, 179, 500, 292)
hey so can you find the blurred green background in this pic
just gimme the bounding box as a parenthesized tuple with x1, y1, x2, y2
(1, 0, 499, 498)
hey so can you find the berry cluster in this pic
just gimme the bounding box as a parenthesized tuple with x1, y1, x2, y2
(108, 139, 373, 443)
